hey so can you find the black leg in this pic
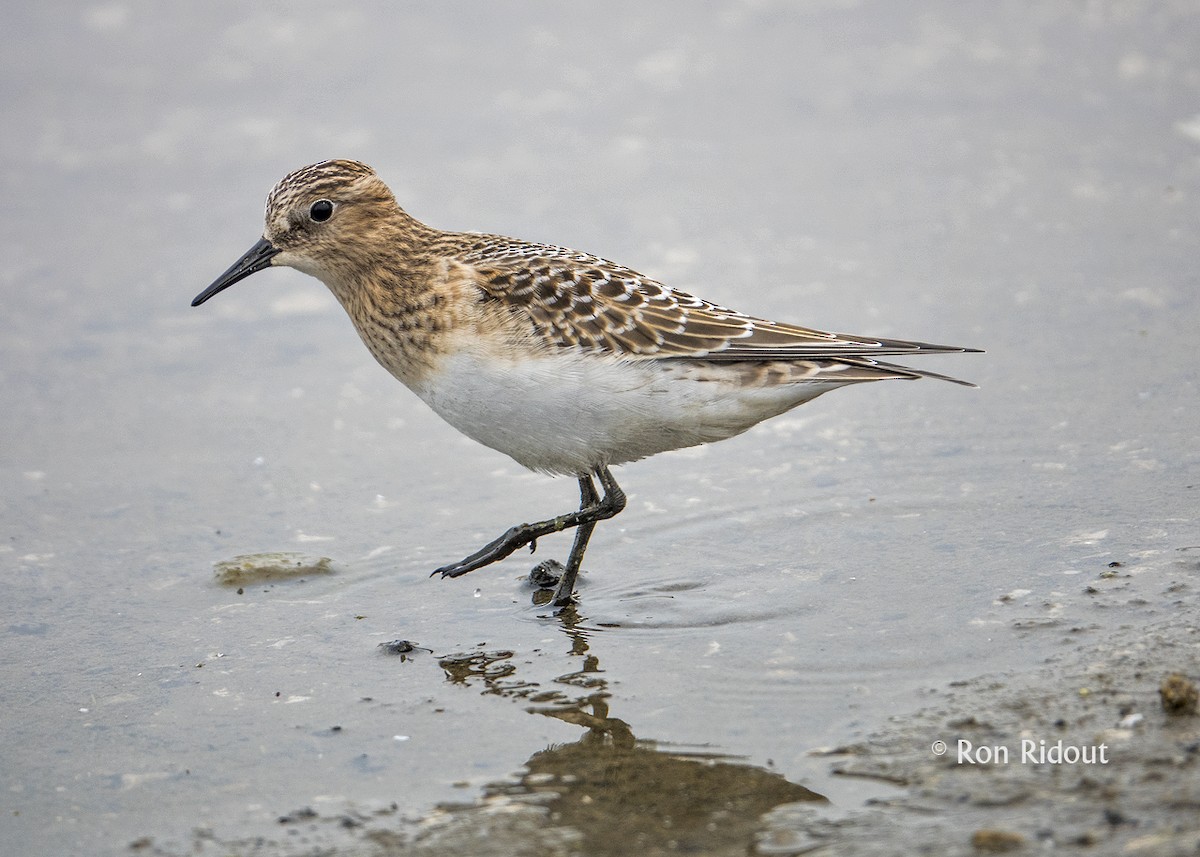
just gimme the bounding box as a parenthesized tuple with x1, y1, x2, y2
(550, 474, 599, 606)
(433, 465, 626, 582)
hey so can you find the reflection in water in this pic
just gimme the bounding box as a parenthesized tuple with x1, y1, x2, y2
(428, 605, 825, 855)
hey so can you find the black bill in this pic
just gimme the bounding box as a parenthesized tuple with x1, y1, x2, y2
(191, 236, 280, 306)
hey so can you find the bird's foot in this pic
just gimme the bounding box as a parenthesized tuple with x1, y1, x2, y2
(432, 524, 538, 579)
(529, 560, 579, 608)
(528, 559, 564, 589)
(549, 579, 578, 608)
(535, 560, 580, 608)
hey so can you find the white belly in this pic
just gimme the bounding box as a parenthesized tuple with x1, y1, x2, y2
(406, 346, 840, 475)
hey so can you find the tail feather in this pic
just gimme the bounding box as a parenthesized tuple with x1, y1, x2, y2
(837, 356, 979, 388)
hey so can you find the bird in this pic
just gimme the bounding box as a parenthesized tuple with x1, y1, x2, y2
(192, 159, 979, 607)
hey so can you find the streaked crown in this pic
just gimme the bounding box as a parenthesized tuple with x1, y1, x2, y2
(260, 159, 401, 249)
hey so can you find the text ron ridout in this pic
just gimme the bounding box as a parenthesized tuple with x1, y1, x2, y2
(957, 739, 1109, 765)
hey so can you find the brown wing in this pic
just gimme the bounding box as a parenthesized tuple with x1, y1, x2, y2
(453, 234, 977, 363)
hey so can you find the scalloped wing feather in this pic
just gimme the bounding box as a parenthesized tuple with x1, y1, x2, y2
(452, 235, 975, 372)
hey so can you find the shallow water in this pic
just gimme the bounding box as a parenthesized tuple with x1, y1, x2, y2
(3, 2, 1199, 854)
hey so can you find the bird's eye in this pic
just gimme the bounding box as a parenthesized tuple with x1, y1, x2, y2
(309, 199, 335, 222)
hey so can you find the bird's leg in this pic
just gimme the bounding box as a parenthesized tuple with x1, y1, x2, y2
(550, 468, 627, 605)
(548, 473, 599, 605)
(434, 466, 626, 582)
(527, 472, 599, 590)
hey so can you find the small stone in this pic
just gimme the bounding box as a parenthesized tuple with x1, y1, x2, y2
(1160, 673, 1199, 716)
(971, 828, 1025, 852)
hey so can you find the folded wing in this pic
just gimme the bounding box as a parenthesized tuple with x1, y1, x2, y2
(455, 235, 978, 384)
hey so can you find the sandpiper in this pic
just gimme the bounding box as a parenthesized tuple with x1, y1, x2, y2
(193, 159, 979, 606)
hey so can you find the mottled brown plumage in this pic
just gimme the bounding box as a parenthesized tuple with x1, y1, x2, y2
(193, 159, 979, 606)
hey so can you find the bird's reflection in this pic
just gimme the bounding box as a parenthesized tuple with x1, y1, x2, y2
(434, 602, 825, 853)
